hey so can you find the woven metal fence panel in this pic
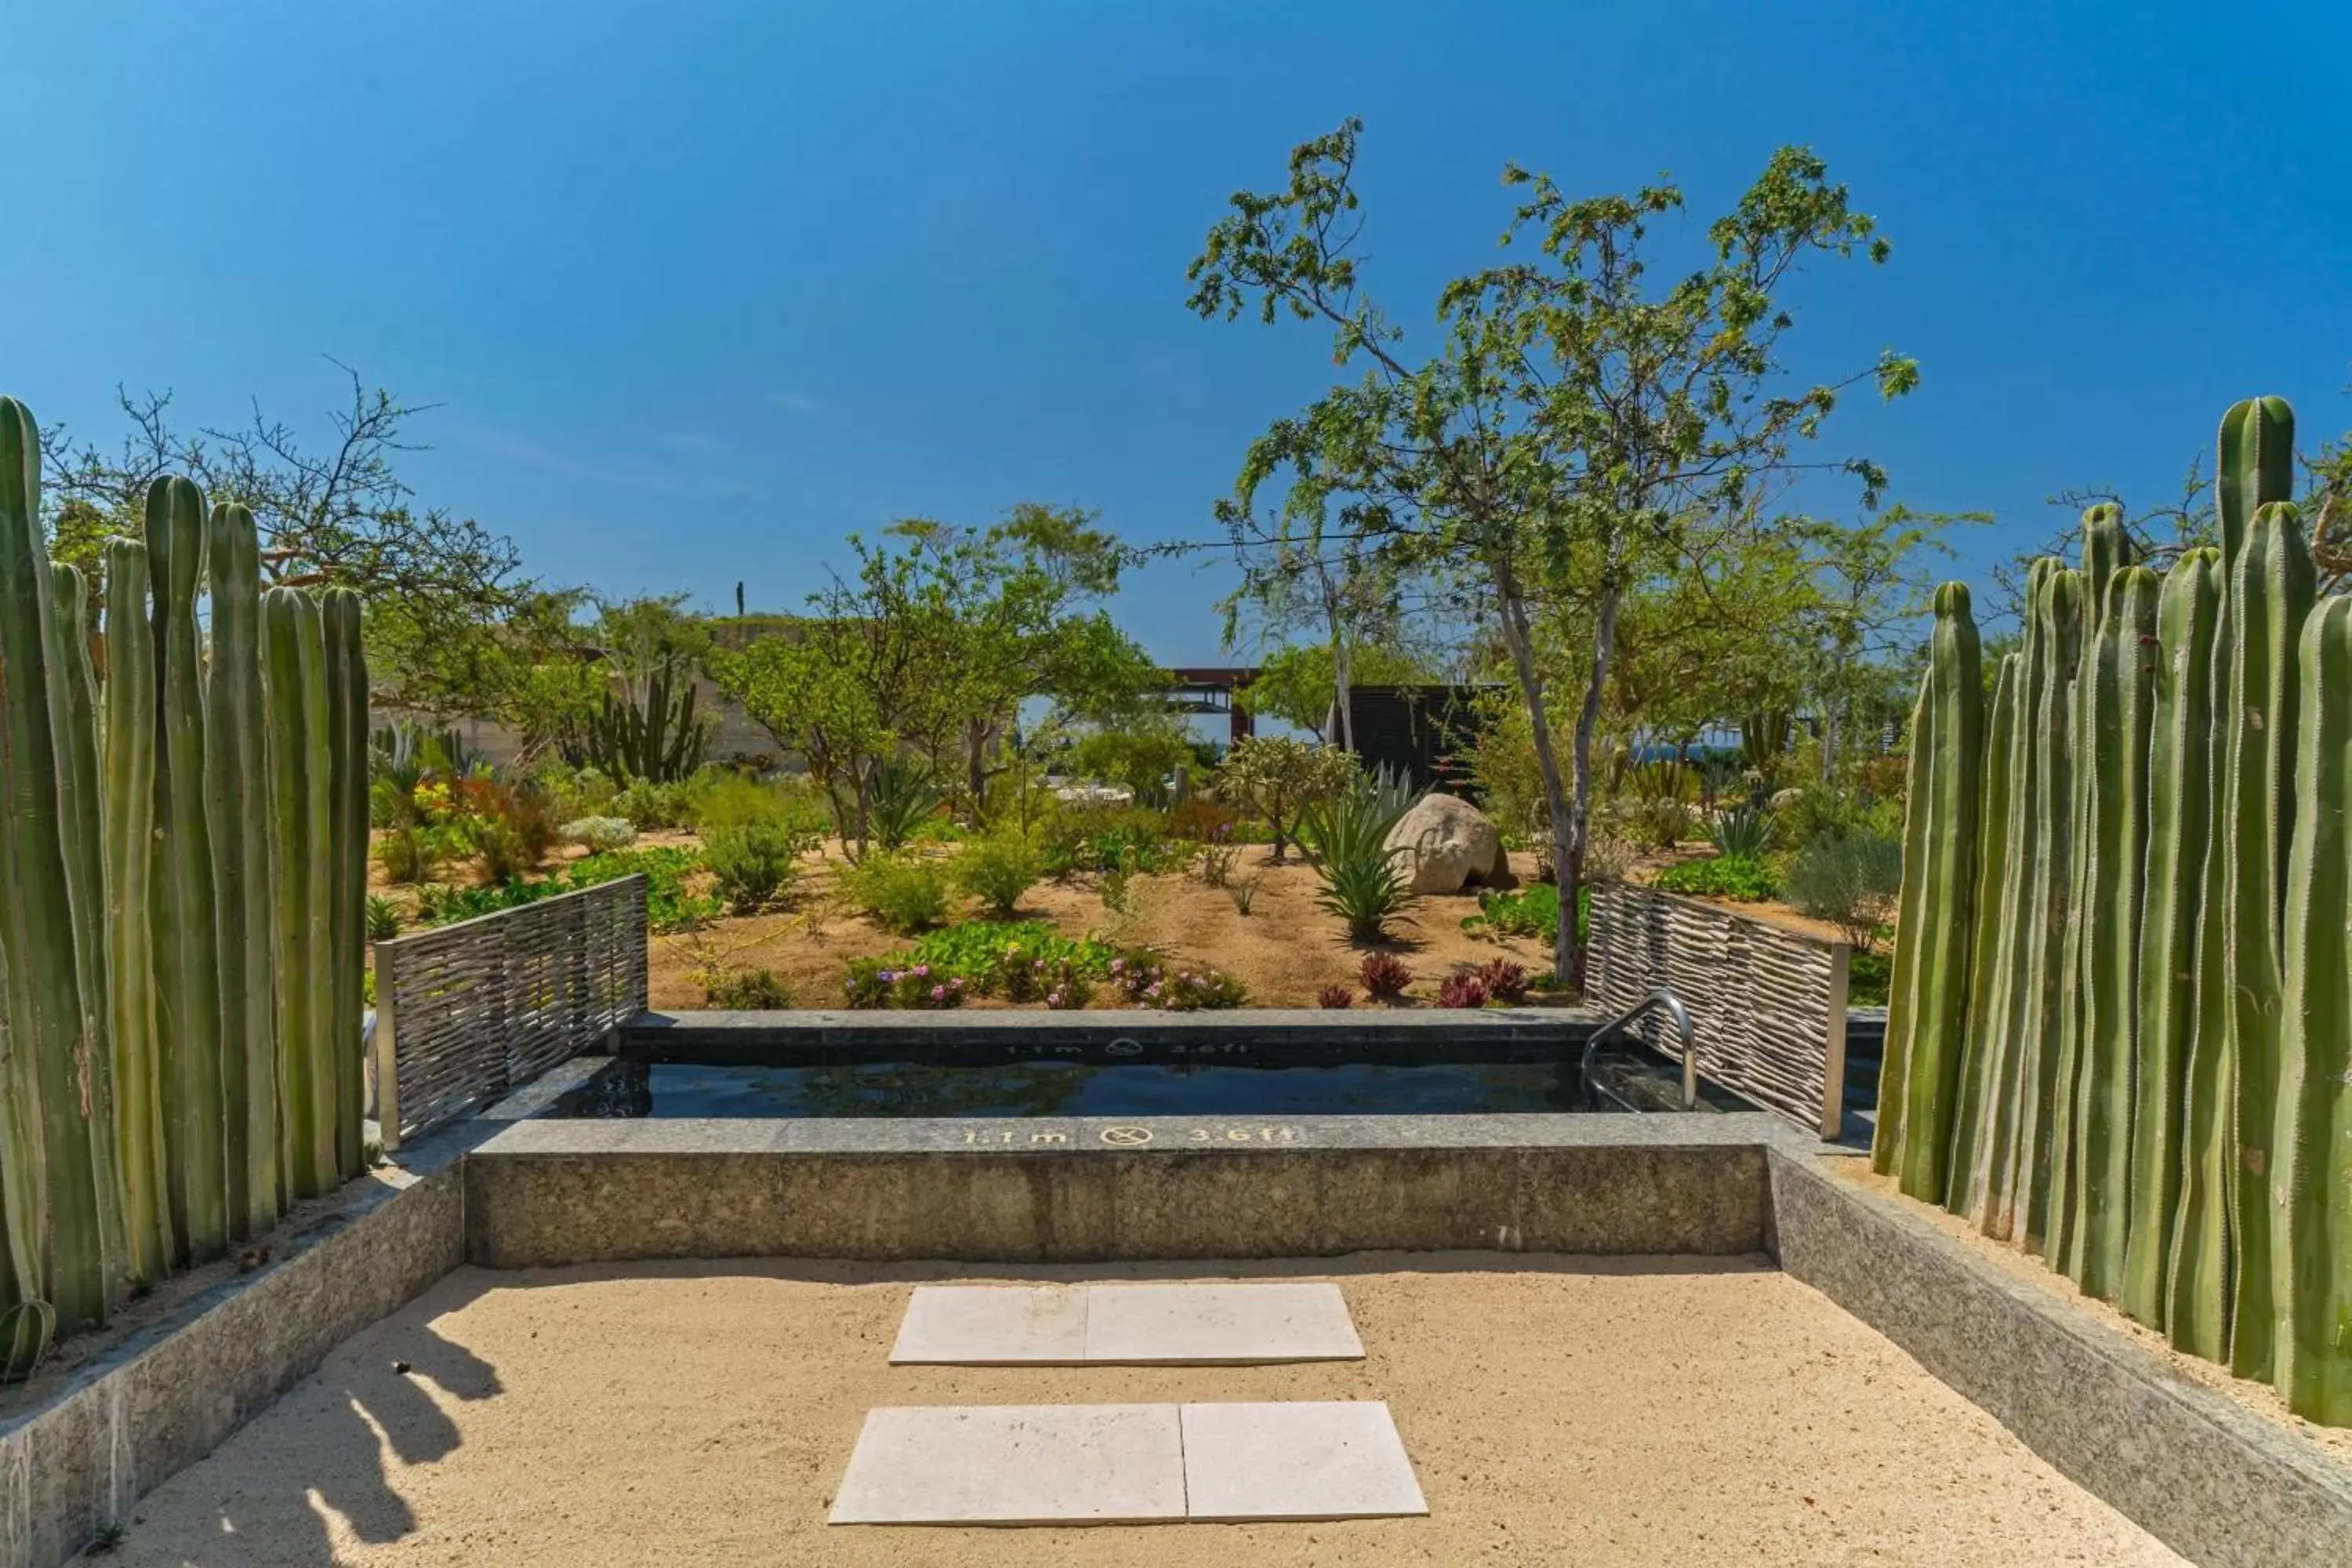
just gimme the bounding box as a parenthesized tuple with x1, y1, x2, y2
(1588, 883, 1849, 1138)
(375, 874, 648, 1148)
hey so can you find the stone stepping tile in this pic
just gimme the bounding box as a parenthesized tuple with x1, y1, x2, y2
(829, 1402, 1424, 1526)
(888, 1283, 1363, 1366)
(1180, 1402, 1428, 1522)
(829, 1405, 1186, 1525)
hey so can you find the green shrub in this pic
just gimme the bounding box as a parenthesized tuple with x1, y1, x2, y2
(566, 847, 721, 931)
(844, 956, 971, 1009)
(866, 759, 940, 851)
(1653, 853, 1778, 902)
(1848, 949, 1892, 1006)
(1782, 831, 1903, 951)
(613, 777, 691, 829)
(1705, 804, 1776, 858)
(1294, 766, 1421, 941)
(1039, 804, 1178, 880)
(705, 821, 815, 913)
(862, 920, 1115, 1000)
(561, 815, 637, 852)
(703, 966, 796, 1008)
(365, 895, 402, 942)
(840, 852, 950, 934)
(1110, 952, 1247, 1010)
(1462, 881, 1560, 942)
(374, 826, 433, 884)
(952, 833, 1044, 916)
(1618, 794, 1695, 851)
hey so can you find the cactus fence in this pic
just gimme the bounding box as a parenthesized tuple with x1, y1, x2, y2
(1586, 884, 1851, 1138)
(375, 874, 649, 1149)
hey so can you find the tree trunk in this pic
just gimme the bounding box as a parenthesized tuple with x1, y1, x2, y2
(1566, 580, 1624, 992)
(1490, 552, 1584, 987)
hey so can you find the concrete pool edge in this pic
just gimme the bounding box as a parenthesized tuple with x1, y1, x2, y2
(1769, 1151, 2352, 1568)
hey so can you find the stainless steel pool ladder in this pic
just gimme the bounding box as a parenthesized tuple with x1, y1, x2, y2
(1581, 986, 1697, 1112)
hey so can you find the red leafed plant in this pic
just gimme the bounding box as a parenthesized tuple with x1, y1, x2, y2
(1473, 959, 1530, 1004)
(1316, 984, 1355, 1009)
(1359, 952, 1413, 1002)
(1436, 971, 1492, 1009)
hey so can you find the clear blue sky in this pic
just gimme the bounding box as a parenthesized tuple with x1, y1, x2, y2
(5, 1, 2347, 661)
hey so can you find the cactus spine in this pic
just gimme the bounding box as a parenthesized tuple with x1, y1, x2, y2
(1945, 651, 2019, 1221)
(1874, 583, 1984, 1200)
(0, 397, 120, 1330)
(101, 539, 173, 1285)
(147, 476, 229, 1265)
(321, 590, 368, 1181)
(2069, 564, 2161, 1301)
(2274, 595, 2352, 1422)
(2223, 501, 2317, 1381)
(206, 504, 279, 1235)
(2121, 548, 2220, 1328)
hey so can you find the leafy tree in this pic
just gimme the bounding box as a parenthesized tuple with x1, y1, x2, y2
(1069, 713, 1199, 806)
(1237, 639, 1436, 740)
(1189, 119, 1915, 982)
(1216, 735, 1359, 860)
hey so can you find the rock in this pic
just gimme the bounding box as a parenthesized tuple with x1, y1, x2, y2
(1385, 793, 1503, 895)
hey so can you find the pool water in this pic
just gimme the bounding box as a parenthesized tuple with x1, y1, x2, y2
(554, 1049, 1753, 1120)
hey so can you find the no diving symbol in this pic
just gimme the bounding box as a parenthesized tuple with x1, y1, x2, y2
(1099, 1126, 1154, 1147)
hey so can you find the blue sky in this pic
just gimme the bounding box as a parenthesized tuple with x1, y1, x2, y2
(5, 1, 2347, 661)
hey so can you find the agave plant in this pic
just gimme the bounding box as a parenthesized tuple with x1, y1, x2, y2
(1295, 764, 1423, 940)
(865, 757, 939, 851)
(1706, 804, 1777, 858)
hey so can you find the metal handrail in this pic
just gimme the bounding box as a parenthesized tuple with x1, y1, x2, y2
(1581, 985, 1697, 1112)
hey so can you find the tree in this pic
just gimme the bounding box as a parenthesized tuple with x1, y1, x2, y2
(1236, 639, 1436, 740)
(43, 365, 549, 715)
(1189, 119, 1915, 982)
(1215, 735, 1359, 860)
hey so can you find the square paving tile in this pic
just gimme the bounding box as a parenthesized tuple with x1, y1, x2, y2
(890, 1286, 1089, 1365)
(829, 1405, 1186, 1525)
(1083, 1283, 1364, 1364)
(1179, 1402, 1428, 1522)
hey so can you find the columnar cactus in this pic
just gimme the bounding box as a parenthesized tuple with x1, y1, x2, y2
(263, 587, 336, 1199)
(2223, 501, 2317, 1381)
(2274, 594, 2352, 1423)
(0, 397, 123, 1330)
(147, 476, 229, 1266)
(2017, 567, 2084, 1249)
(1945, 651, 2020, 1222)
(206, 504, 279, 1235)
(2068, 564, 2161, 1301)
(322, 590, 369, 1181)
(1874, 583, 1984, 1201)
(101, 539, 174, 1286)
(2121, 548, 2220, 1329)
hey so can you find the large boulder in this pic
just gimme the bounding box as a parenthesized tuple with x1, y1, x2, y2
(1385, 793, 1504, 895)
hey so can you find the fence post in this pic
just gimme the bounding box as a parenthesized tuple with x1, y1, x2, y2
(1821, 942, 1852, 1140)
(375, 942, 402, 1154)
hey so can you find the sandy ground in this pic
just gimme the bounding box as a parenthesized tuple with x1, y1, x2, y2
(93, 1254, 2183, 1566)
(1831, 1162, 2352, 1467)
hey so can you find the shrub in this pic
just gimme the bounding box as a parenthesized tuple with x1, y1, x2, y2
(1040, 805, 1178, 880)
(1472, 958, 1530, 1004)
(705, 821, 814, 913)
(375, 826, 433, 884)
(896, 920, 1115, 996)
(839, 852, 951, 934)
(1036, 963, 1097, 1010)
(613, 777, 691, 830)
(1294, 765, 1422, 941)
(1783, 831, 1904, 951)
(1359, 952, 1413, 1002)
(1706, 804, 1777, 859)
(1317, 985, 1355, 1009)
(1463, 881, 1560, 942)
(703, 966, 796, 1009)
(1109, 955, 1248, 1011)
(1167, 797, 1240, 841)
(1217, 735, 1359, 859)
(1436, 971, 1491, 1009)
(866, 758, 939, 851)
(1195, 825, 1241, 888)
(562, 815, 638, 853)
(1582, 833, 1638, 884)
(365, 895, 402, 943)
(1226, 873, 1263, 916)
(844, 956, 969, 1009)
(953, 832, 1044, 916)
(568, 846, 723, 931)
(1653, 853, 1778, 902)
(1621, 794, 1695, 851)
(1848, 949, 1893, 1006)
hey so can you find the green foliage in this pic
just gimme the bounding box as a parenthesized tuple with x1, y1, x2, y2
(953, 832, 1044, 916)
(867, 758, 940, 853)
(1652, 854, 1778, 902)
(1111, 953, 1249, 1011)
(844, 956, 970, 1009)
(1847, 950, 1892, 1007)
(565, 648, 710, 783)
(838, 852, 951, 934)
(870, 920, 1119, 1001)
(1068, 716, 1198, 807)
(365, 895, 402, 942)
(1461, 881, 1561, 942)
(612, 776, 692, 830)
(702, 967, 796, 1009)
(1706, 805, 1776, 858)
(703, 820, 815, 913)
(1237, 640, 1433, 738)
(1217, 735, 1358, 858)
(1784, 830, 1903, 951)
(561, 815, 637, 852)
(1039, 804, 1179, 879)
(374, 826, 435, 884)
(1614, 794, 1696, 851)
(1295, 764, 1422, 940)
(414, 847, 717, 932)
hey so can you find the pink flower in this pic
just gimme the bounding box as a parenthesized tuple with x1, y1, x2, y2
(1047, 990, 1062, 1006)
(1109, 958, 1125, 972)
(913, 964, 930, 978)
(931, 985, 946, 1001)
(1146, 982, 1163, 998)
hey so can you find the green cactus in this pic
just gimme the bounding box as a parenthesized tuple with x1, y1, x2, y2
(2170, 399, 2297, 1359)
(263, 587, 337, 1198)
(2120, 548, 2220, 1328)
(205, 504, 279, 1236)
(147, 474, 230, 1265)
(2017, 567, 2085, 1250)
(2224, 501, 2317, 1381)
(321, 589, 368, 1180)
(100, 538, 174, 1285)
(570, 651, 710, 783)
(2068, 564, 2161, 1302)
(1974, 561, 2062, 1241)
(2274, 594, 2352, 1423)
(0, 396, 122, 1329)
(1874, 583, 1984, 1201)
(1945, 651, 2020, 1221)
